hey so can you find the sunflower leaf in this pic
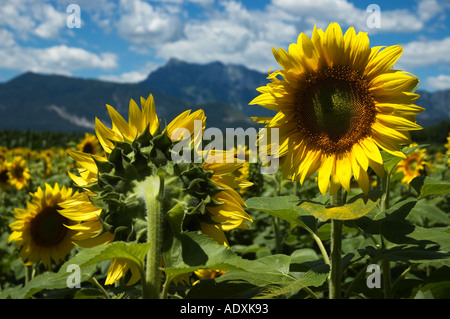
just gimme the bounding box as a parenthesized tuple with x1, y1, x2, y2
(410, 176, 450, 200)
(300, 193, 379, 221)
(162, 231, 295, 278)
(245, 196, 316, 231)
(9, 242, 150, 299)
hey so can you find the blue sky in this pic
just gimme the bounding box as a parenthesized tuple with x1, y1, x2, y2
(1, 0, 450, 91)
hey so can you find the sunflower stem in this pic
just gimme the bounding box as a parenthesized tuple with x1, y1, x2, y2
(89, 277, 110, 299)
(141, 174, 165, 299)
(380, 172, 391, 211)
(329, 188, 344, 299)
(161, 274, 174, 299)
(380, 169, 392, 298)
(272, 172, 283, 254)
(308, 229, 330, 266)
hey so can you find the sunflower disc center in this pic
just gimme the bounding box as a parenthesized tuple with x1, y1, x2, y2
(30, 206, 68, 247)
(82, 142, 94, 154)
(297, 66, 376, 155)
(0, 169, 8, 184)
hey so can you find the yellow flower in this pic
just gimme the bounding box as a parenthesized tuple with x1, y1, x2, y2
(77, 133, 101, 155)
(250, 23, 424, 196)
(445, 133, 450, 165)
(7, 156, 32, 190)
(192, 222, 229, 284)
(8, 183, 77, 268)
(202, 151, 253, 232)
(58, 191, 123, 285)
(396, 144, 428, 184)
(95, 93, 205, 154)
(62, 94, 210, 286)
(0, 146, 8, 162)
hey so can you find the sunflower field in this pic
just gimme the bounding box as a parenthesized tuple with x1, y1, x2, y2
(1, 23, 450, 301)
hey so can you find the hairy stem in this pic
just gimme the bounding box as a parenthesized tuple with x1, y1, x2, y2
(329, 188, 344, 299)
(141, 174, 165, 299)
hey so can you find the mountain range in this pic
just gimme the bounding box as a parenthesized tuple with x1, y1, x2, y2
(0, 58, 448, 134)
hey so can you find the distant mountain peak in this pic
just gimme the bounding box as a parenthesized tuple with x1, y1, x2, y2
(140, 58, 272, 116)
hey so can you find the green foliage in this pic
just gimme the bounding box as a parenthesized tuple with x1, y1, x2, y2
(1, 130, 450, 299)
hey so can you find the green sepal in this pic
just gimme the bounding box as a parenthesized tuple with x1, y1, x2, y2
(93, 156, 114, 174)
(98, 173, 124, 189)
(134, 124, 153, 146)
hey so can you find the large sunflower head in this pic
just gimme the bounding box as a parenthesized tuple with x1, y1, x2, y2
(250, 22, 424, 196)
(8, 183, 77, 268)
(7, 156, 32, 191)
(94, 93, 205, 154)
(61, 94, 252, 285)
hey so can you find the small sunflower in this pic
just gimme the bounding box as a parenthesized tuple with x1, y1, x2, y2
(7, 156, 32, 190)
(58, 192, 121, 284)
(250, 23, 424, 196)
(202, 155, 253, 232)
(445, 133, 450, 166)
(193, 222, 229, 283)
(0, 146, 8, 162)
(396, 144, 428, 184)
(8, 183, 77, 268)
(77, 133, 101, 155)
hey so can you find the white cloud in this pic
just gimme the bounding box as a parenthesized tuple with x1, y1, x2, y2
(156, 0, 297, 72)
(417, 0, 442, 22)
(151, 0, 214, 5)
(0, 0, 66, 40)
(400, 37, 450, 68)
(98, 70, 148, 83)
(32, 3, 66, 39)
(0, 44, 118, 75)
(115, 0, 183, 45)
(0, 29, 16, 47)
(269, 0, 427, 33)
(425, 74, 450, 91)
(98, 61, 159, 83)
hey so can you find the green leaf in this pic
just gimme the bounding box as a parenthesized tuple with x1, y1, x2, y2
(245, 196, 315, 231)
(300, 194, 379, 221)
(186, 257, 329, 299)
(163, 231, 296, 278)
(257, 264, 329, 298)
(408, 200, 450, 226)
(8, 242, 150, 299)
(2, 264, 97, 299)
(413, 281, 450, 299)
(361, 245, 450, 263)
(410, 176, 450, 200)
(290, 248, 320, 264)
(355, 197, 417, 235)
